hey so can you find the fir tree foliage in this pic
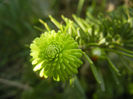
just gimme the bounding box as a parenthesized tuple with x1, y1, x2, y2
(30, 7, 133, 87)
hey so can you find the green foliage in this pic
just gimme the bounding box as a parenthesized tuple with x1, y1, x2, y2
(31, 6, 133, 91)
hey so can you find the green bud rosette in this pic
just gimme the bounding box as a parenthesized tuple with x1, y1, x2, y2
(30, 31, 83, 81)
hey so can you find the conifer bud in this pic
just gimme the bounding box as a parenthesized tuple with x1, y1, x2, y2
(30, 31, 83, 81)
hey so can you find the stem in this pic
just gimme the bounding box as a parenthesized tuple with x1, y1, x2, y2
(106, 57, 120, 76)
(39, 19, 51, 31)
(105, 48, 133, 58)
(83, 52, 93, 65)
(87, 43, 100, 46)
(77, 0, 85, 16)
(83, 52, 102, 84)
(0, 78, 32, 90)
(115, 47, 133, 54)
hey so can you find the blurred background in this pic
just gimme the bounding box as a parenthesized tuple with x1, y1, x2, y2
(0, 0, 133, 99)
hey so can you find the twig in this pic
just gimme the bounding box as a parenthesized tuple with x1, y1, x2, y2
(0, 78, 32, 90)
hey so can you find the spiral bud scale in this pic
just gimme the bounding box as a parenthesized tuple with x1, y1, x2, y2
(30, 31, 83, 81)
